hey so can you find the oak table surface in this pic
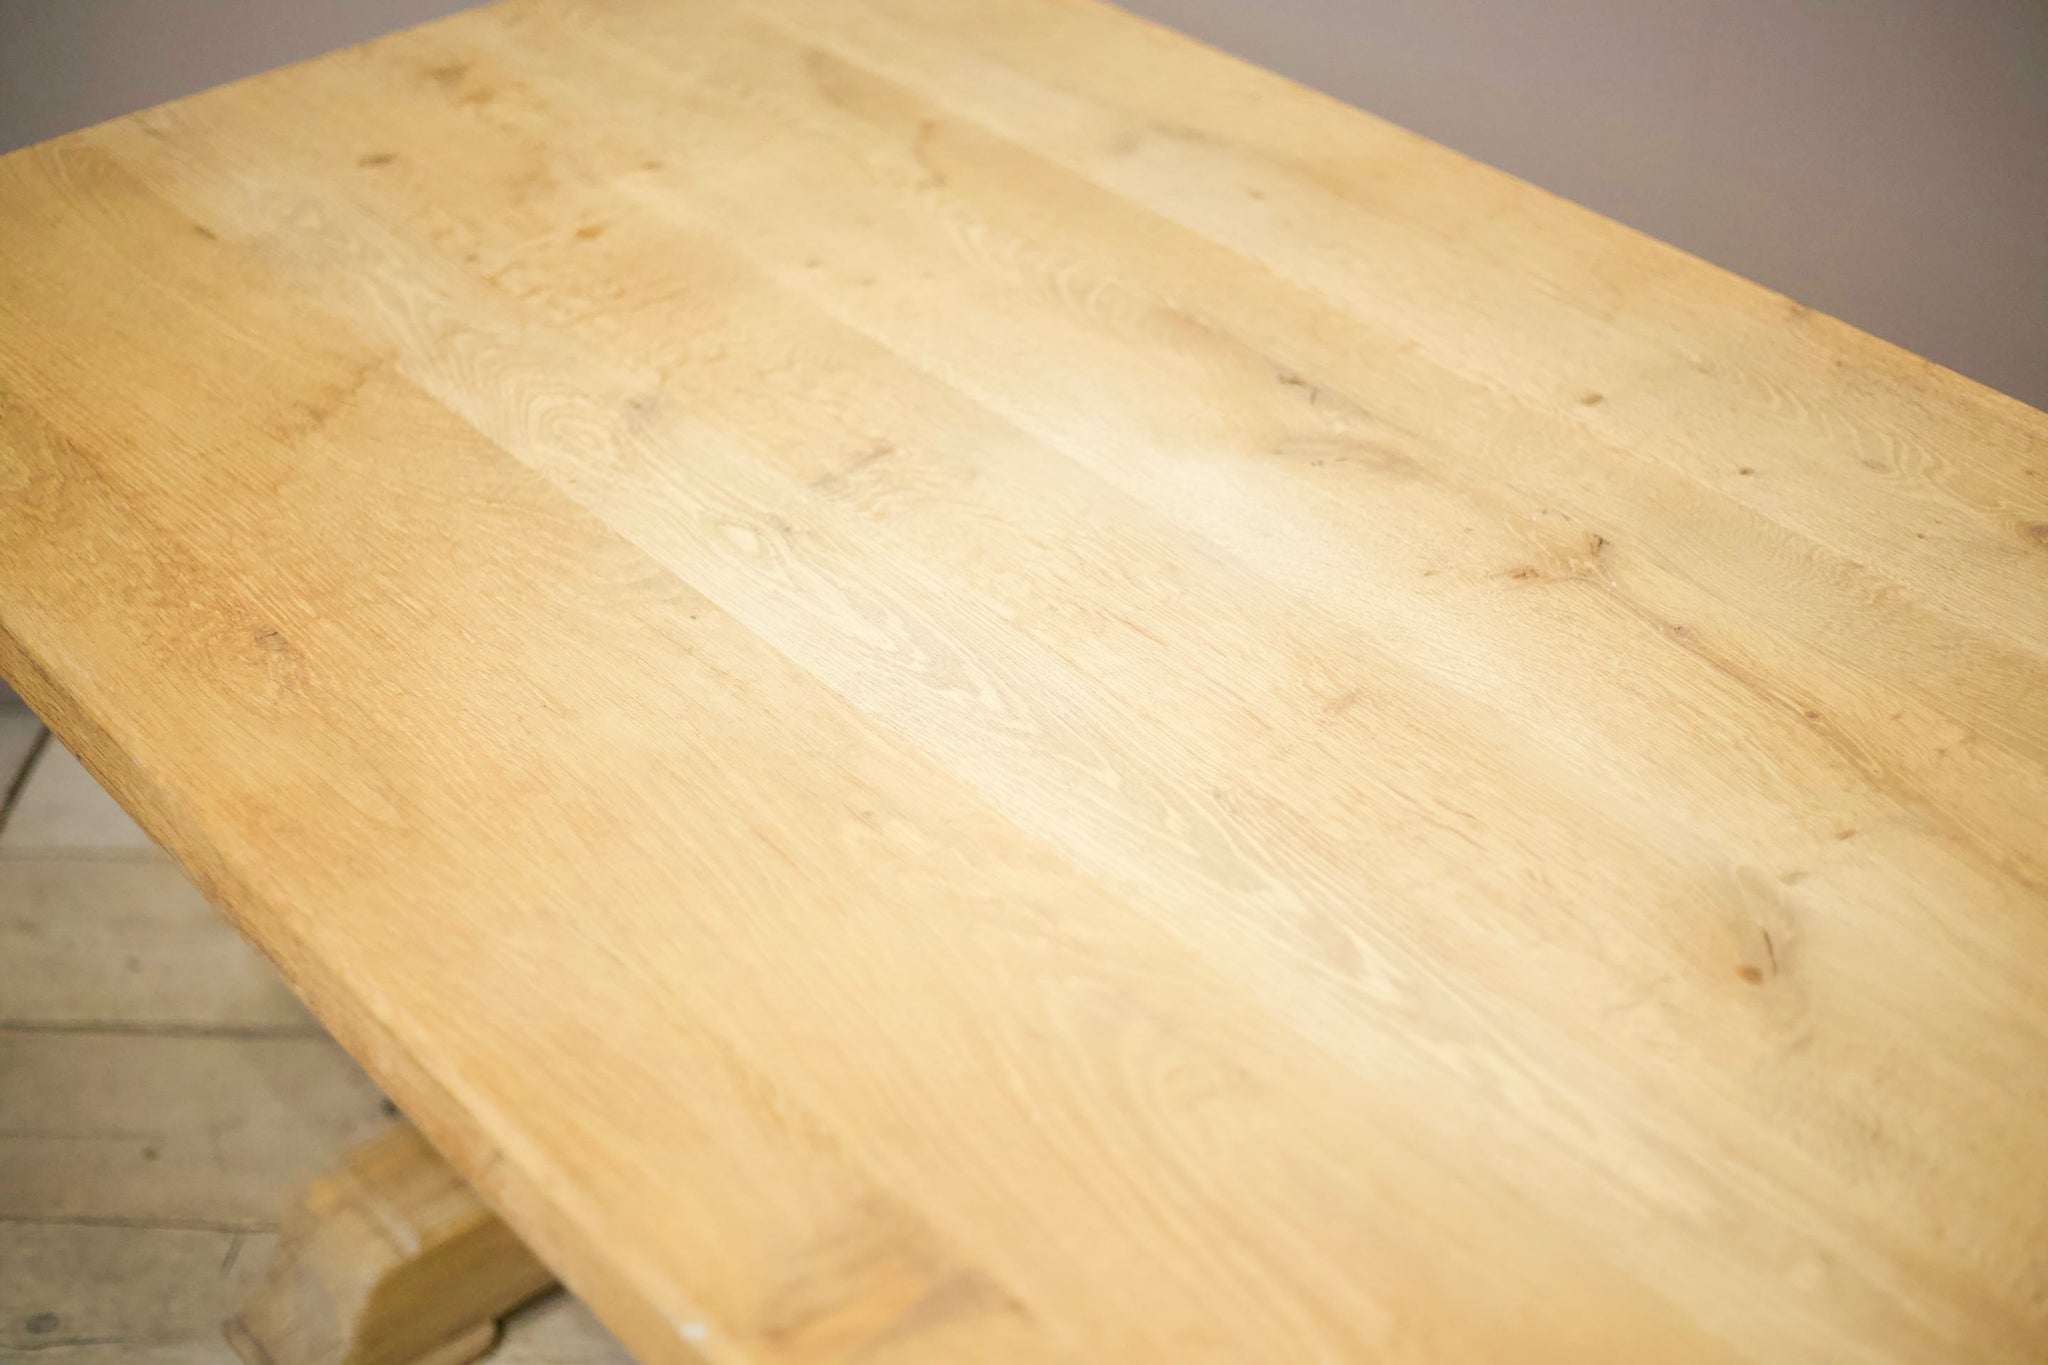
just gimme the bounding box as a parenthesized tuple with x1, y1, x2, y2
(3, 0, 2046, 1361)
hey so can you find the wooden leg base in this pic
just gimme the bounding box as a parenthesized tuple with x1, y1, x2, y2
(225, 1121, 557, 1365)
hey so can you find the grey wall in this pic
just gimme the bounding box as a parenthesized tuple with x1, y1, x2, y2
(0, 0, 477, 152)
(1, 0, 2043, 408)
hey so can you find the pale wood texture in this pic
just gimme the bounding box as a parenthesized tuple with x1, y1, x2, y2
(0, 719, 631, 1364)
(0, 0, 2044, 1360)
(224, 1123, 557, 1365)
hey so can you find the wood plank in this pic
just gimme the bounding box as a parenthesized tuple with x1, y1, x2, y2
(0, 1222, 272, 1356)
(0, 859, 309, 1030)
(745, 0, 2048, 650)
(0, 1, 2043, 1361)
(0, 1033, 387, 1226)
(0, 1226, 626, 1363)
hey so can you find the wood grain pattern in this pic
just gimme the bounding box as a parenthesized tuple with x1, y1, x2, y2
(0, 0, 2043, 1360)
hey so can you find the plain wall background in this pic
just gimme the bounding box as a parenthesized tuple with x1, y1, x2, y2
(0, 0, 2043, 408)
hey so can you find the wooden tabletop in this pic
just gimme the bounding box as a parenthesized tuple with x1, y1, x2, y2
(3, 1, 2045, 1360)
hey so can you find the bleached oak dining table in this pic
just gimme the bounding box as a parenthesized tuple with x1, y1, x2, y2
(3, 0, 2046, 1361)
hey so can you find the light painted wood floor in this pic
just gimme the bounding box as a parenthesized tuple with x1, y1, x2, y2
(0, 704, 630, 1363)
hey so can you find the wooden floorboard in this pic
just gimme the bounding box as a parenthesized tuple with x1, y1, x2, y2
(0, 1030, 389, 1226)
(0, 860, 311, 1031)
(0, 739, 162, 853)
